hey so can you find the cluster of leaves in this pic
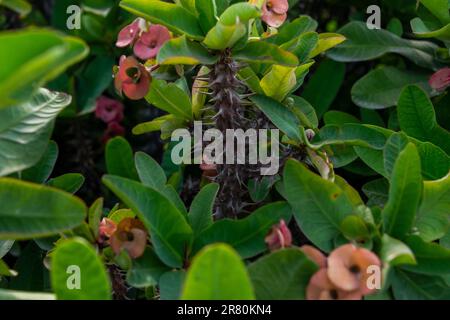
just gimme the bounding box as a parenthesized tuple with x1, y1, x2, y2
(0, 0, 449, 300)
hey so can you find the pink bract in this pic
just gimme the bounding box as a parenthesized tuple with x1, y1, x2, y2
(114, 55, 151, 100)
(95, 96, 124, 124)
(116, 18, 143, 48)
(262, 0, 289, 28)
(429, 68, 450, 91)
(133, 24, 171, 60)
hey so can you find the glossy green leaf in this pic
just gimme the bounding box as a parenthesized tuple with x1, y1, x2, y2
(391, 269, 450, 300)
(250, 94, 301, 141)
(159, 270, 186, 300)
(363, 178, 389, 208)
(283, 159, 353, 252)
(126, 247, 169, 288)
(102, 175, 193, 268)
(51, 238, 111, 300)
(119, 0, 204, 40)
(0, 29, 88, 107)
(383, 143, 422, 239)
(384, 132, 409, 178)
(233, 41, 299, 67)
(135, 152, 167, 189)
(328, 21, 440, 69)
(181, 244, 255, 300)
(260, 65, 297, 102)
(47, 174, 85, 194)
(203, 20, 247, 50)
(0, 0, 31, 17)
(419, 0, 450, 25)
(0, 88, 70, 177)
(416, 173, 450, 242)
(0, 178, 86, 239)
(398, 85, 450, 155)
(309, 33, 346, 58)
(21, 141, 58, 183)
(267, 15, 318, 45)
(352, 67, 432, 110)
(157, 36, 218, 65)
(188, 183, 219, 236)
(411, 17, 450, 41)
(0, 240, 14, 259)
(218, 2, 260, 25)
(146, 79, 192, 120)
(248, 249, 318, 300)
(193, 202, 292, 258)
(286, 95, 318, 129)
(105, 137, 139, 181)
(88, 198, 103, 239)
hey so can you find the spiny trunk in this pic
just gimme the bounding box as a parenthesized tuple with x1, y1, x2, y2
(209, 49, 250, 218)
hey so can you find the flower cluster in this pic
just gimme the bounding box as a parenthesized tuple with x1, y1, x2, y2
(303, 244, 381, 300)
(95, 96, 125, 143)
(98, 217, 148, 259)
(114, 18, 171, 100)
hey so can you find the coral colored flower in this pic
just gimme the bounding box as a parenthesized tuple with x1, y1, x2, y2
(116, 18, 143, 48)
(262, 0, 288, 28)
(114, 55, 151, 100)
(429, 68, 450, 91)
(133, 24, 170, 60)
(102, 121, 125, 144)
(307, 269, 362, 300)
(327, 244, 381, 295)
(98, 218, 117, 244)
(110, 218, 147, 259)
(300, 245, 327, 268)
(265, 219, 292, 251)
(95, 96, 124, 123)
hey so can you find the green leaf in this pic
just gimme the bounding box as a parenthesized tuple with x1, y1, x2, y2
(135, 152, 167, 189)
(203, 20, 247, 50)
(159, 270, 186, 300)
(195, 0, 220, 33)
(0, 240, 14, 259)
(260, 65, 297, 102)
(391, 269, 450, 300)
(146, 79, 192, 120)
(238, 66, 264, 94)
(250, 94, 301, 141)
(384, 132, 409, 178)
(280, 32, 318, 62)
(311, 124, 387, 150)
(0, 178, 86, 239)
(416, 173, 450, 242)
(351, 67, 432, 110)
(51, 238, 111, 300)
(88, 198, 103, 239)
(119, 0, 204, 40)
(157, 36, 218, 65)
(233, 41, 299, 67)
(188, 183, 219, 236)
(266, 15, 318, 45)
(0, 0, 32, 17)
(286, 95, 318, 129)
(419, 0, 450, 25)
(0, 289, 55, 300)
(47, 173, 85, 194)
(21, 141, 58, 183)
(0, 259, 15, 277)
(328, 21, 440, 69)
(0, 88, 70, 177)
(398, 85, 450, 155)
(126, 247, 169, 288)
(9, 242, 44, 290)
(248, 249, 318, 300)
(0, 29, 88, 107)
(402, 236, 450, 275)
(132, 115, 174, 135)
(324, 111, 360, 126)
(309, 33, 346, 58)
(411, 17, 450, 41)
(340, 215, 370, 242)
(218, 2, 260, 25)
(383, 143, 423, 240)
(283, 159, 353, 252)
(193, 202, 291, 258)
(363, 178, 389, 208)
(105, 137, 139, 181)
(302, 59, 345, 118)
(181, 244, 255, 300)
(102, 175, 193, 268)
(380, 234, 416, 268)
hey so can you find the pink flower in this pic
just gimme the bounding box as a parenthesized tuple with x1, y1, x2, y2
(95, 96, 124, 124)
(98, 218, 117, 244)
(262, 0, 288, 28)
(133, 25, 171, 60)
(265, 219, 292, 251)
(110, 218, 147, 259)
(102, 121, 125, 144)
(116, 18, 143, 48)
(307, 269, 362, 300)
(114, 55, 151, 100)
(429, 68, 450, 91)
(300, 245, 327, 268)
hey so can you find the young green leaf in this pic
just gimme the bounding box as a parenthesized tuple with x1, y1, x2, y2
(47, 173, 85, 194)
(233, 41, 299, 67)
(157, 36, 218, 65)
